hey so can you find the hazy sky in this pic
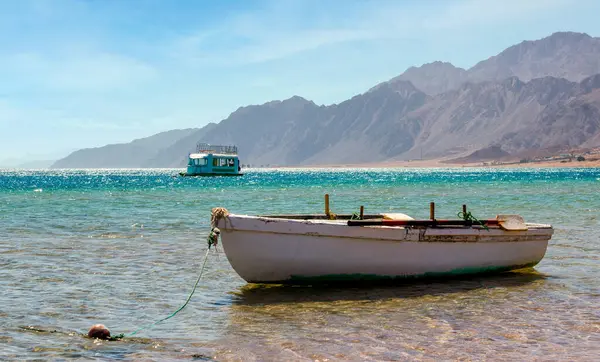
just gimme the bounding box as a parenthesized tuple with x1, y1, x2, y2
(1, 0, 599, 164)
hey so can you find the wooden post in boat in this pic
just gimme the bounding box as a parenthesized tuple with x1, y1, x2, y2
(325, 194, 330, 216)
(462, 204, 467, 220)
(359, 206, 364, 219)
(430, 202, 435, 220)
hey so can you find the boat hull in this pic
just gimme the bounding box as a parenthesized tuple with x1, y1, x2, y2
(179, 172, 244, 177)
(216, 215, 553, 284)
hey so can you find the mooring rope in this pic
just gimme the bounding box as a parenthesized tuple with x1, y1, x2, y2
(108, 246, 212, 341)
(108, 209, 230, 341)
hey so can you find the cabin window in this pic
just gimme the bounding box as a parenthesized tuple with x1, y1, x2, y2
(213, 158, 233, 167)
(193, 158, 207, 166)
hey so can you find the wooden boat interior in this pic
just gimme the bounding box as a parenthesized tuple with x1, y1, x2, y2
(258, 214, 384, 220)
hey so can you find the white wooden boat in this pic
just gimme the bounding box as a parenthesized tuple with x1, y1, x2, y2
(213, 208, 553, 284)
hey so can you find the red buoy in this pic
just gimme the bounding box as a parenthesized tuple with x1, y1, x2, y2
(88, 324, 111, 340)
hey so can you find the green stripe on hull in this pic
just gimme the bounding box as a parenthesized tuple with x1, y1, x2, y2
(261, 261, 542, 285)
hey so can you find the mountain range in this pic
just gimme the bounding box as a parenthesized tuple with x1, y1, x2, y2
(52, 31, 600, 168)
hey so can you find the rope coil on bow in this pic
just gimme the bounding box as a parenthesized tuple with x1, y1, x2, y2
(208, 207, 229, 248)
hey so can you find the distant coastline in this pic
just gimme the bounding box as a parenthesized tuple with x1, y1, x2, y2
(272, 158, 600, 169)
(3, 158, 600, 171)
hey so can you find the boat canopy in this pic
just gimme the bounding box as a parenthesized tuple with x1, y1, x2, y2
(189, 153, 238, 159)
(196, 143, 238, 155)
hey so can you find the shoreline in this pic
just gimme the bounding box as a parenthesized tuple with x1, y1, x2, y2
(2, 159, 600, 171)
(272, 158, 600, 169)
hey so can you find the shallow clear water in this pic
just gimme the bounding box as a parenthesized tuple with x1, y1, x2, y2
(1, 168, 599, 361)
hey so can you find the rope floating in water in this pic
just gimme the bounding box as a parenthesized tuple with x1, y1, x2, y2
(108, 247, 213, 341)
(98, 207, 228, 340)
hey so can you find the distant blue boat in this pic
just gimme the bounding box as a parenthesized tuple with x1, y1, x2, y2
(180, 143, 243, 177)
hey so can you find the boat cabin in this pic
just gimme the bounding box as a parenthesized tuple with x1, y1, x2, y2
(181, 143, 243, 176)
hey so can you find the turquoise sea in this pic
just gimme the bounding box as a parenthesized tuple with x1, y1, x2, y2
(1, 168, 599, 361)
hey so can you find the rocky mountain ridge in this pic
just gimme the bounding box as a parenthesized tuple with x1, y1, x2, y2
(51, 31, 600, 168)
(390, 32, 600, 95)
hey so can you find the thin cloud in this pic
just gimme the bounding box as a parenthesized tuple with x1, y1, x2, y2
(0, 99, 24, 125)
(171, 0, 576, 66)
(58, 118, 145, 131)
(420, 0, 573, 31)
(4, 52, 157, 92)
(172, 28, 373, 66)
(170, 2, 380, 66)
